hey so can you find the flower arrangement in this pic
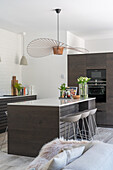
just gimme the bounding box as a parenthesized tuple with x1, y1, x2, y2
(77, 77, 91, 84)
(77, 77, 91, 98)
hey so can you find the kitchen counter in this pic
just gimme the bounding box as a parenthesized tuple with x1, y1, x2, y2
(0, 95, 36, 99)
(8, 97, 96, 157)
(8, 97, 95, 107)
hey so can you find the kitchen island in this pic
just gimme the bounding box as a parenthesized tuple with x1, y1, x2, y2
(8, 97, 95, 157)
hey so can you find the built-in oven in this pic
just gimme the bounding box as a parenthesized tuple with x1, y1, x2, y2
(87, 69, 106, 103)
(87, 69, 106, 81)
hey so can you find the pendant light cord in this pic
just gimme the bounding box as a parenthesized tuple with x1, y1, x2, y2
(55, 9, 61, 47)
(57, 12, 59, 47)
(23, 33, 24, 56)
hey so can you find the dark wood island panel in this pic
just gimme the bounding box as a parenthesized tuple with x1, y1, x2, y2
(8, 105, 59, 157)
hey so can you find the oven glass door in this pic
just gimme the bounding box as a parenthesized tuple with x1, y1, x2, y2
(87, 69, 106, 81)
(88, 85, 106, 102)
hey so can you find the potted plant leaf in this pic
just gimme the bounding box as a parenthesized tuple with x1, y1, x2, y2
(58, 83, 66, 98)
(14, 82, 23, 96)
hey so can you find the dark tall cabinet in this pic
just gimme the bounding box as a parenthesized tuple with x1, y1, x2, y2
(68, 55, 86, 86)
(68, 52, 113, 127)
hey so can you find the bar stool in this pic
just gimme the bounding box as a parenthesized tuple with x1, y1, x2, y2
(0, 111, 8, 151)
(81, 111, 92, 140)
(60, 114, 82, 140)
(89, 108, 99, 137)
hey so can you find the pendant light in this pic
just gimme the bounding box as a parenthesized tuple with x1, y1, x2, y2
(27, 9, 88, 58)
(20, 32, 28, 65)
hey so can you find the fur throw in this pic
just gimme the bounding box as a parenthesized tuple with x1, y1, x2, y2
(28, 138, 90, 170)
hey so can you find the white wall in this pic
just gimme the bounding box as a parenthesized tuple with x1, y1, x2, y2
(67, 31, 85, 54)
(85, 38, 113, 53)
(0, 28, 22, 95)
(22, 31, 85, 99)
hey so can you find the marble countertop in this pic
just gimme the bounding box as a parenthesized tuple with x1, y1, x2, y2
(0, 95, 36, 100)
(8, 97, 95, 107)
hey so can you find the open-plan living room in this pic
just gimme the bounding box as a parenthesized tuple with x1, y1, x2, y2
(0, 0, 113, 170)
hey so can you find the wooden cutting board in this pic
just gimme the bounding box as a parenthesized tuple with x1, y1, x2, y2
(11, 76, 18, 95)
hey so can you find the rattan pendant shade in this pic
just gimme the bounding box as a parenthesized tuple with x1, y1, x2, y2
(27, 9, 88, 58)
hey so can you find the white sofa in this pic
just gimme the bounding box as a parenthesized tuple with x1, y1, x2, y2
(63, 142, 113, 170)
(28, 140, 113, 170)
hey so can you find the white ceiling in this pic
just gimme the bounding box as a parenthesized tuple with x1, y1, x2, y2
(0, 0, 113, 39)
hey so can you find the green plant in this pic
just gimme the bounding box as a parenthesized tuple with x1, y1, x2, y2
(77, 77, 91, 84)
(58, 83, 66, 91)
(14, 82, 23, 95)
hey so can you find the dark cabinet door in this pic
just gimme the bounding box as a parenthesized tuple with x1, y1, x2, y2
(86, 53, 106, 69)
(106, 54, 113, 126)
(106, 54, 113, 103)
(96, 102, 113, 127)
(96, 103, 107, 126)
(106, 103, 113, 126)
(68, 55, 86, 86)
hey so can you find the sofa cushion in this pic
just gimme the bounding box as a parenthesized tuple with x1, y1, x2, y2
(63, 142, 113, 170)
(43, 146, 85, 170)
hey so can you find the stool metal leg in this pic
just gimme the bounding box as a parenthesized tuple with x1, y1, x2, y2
(64, 123, 66, 139)
(85, 117, 93, 140)
(82, 118, 87, 140)
(77, 121, 83, 140)
(82, 119, 84, 138)
(89, 115, 95, 139)
(68, 123, 71, 139)
(92, 114, 100, 138)
(72, 122, 76, 140)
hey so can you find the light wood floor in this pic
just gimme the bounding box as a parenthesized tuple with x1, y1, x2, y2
(0, 132, 34, 170)
(0, 128, 113, 170)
